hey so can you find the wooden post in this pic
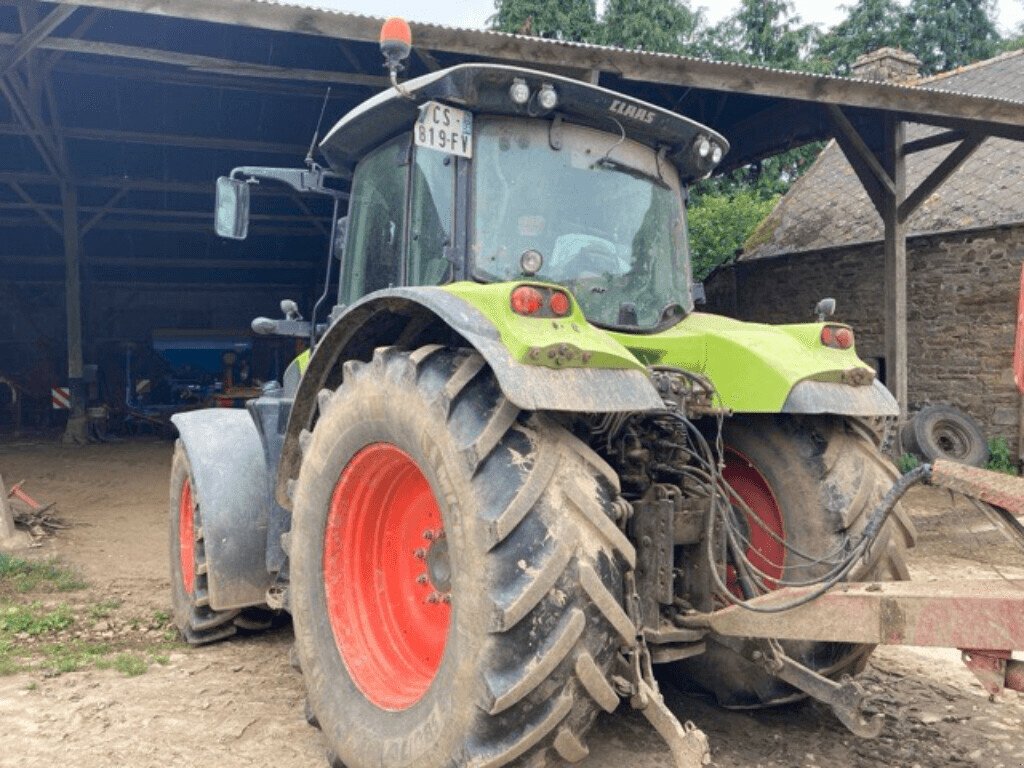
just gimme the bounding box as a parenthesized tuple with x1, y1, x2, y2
(0, 475, 31, 550)
(60, 182, 88, 445)
(882, 117, 908, 421)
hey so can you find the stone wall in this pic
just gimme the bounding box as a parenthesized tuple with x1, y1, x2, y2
(704, 224, 1024, 455)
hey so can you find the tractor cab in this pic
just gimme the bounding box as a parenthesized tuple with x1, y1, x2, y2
(323, 64, 728, 331)
(216, 63, 728, 336)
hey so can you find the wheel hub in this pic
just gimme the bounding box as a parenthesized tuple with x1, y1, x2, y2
(324, 443, 452, 711)
(722, 448, 786, 598)
(178, 477, 196, 594)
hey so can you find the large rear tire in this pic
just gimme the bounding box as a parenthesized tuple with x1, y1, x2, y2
(669, 416, 916, 708)
(290, 346, 636, 768)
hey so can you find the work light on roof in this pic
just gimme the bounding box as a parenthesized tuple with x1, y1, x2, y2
(694, 136, 711, 160)
(710, 142, 723, 165)
(537, 84, 558, 111)
(509, 78, 530, 105)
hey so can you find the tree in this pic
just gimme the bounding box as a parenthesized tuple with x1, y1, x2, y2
(701, 0, 818, 70)
(903, 0, 999, 74)
(815, 0, 910, 74)
(687, 189, 779, 278)
(489, 0, 598, 42)
(599, 0, 705, 54)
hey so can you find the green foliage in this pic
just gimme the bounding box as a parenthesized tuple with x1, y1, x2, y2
(701, 0, 819, 70)
(0, 602, 73, 636)
(688, 189, 778, 278)
(599, 0, 704, 53)
(815, 0, 909, 74)
(897, 452, 921, 474)
(903, 0, 999, 74)
(490, 0, 599, 41)
(0, 555, 86, 594)
(986, 436, 1018, 475)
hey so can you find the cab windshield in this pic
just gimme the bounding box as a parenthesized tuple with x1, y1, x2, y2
(472, 118, 693, 329)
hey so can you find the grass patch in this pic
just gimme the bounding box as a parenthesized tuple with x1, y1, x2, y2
(96, 652, 148, 677)
(0, 603, 73, 635)
(39, 640, 111, 675)
(0, 555, 86, 594)
(87, 599, 122, 621)
(0, 637, 22, 675)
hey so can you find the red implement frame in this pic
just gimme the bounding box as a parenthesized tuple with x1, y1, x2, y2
(706, 579, 1024, 695)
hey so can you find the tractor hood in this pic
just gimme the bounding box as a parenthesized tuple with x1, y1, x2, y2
(319, 63, 728, 183)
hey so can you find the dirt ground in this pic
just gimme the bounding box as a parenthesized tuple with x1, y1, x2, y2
(1, 439, 1023, 768)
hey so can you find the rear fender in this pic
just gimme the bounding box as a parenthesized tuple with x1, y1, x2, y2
(276, 286, 662, 508)
(171, 409, 273, 611)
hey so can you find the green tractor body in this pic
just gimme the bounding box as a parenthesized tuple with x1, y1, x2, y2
(170, 53, 912, 768)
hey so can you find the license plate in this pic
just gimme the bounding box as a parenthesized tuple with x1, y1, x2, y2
(415, 101, 473, 158)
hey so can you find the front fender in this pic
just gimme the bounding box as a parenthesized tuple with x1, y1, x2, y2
(276, 286, 662, 508)
(171, 409, 272, 611)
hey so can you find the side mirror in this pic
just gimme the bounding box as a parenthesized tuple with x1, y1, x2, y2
(214, 176, 250, 240)
(815, 297, 837, 322)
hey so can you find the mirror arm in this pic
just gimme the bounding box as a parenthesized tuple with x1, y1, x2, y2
(251, 318, 328, 338)
(229, 166, 346, 199)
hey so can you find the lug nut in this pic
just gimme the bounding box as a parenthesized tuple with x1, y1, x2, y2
(423, 530, 435, 541)
(414, 548, 426, 560)
(441, 594, 452, 604)
(416, 574, 428, 585)
(426, 592, 440, 604)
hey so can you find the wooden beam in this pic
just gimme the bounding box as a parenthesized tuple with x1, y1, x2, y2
(882, 117, 908, 421)
(0, 4, 78, 77)
(6, 180, 61, 234)
(826, 105, 895, 200)
(0, 254, 321, 271)
(60, 181, 88, 445)
(0, 32, 387, 88)
(898, 134, 985, 223)
(902, 129, 965, 156)
(0, 170, 343, 198)
(0, 122, 308, 155)
(79, 186, 126, 235)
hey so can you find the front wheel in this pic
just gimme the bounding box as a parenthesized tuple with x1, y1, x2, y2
(669, 416, 916, 708)
(290, 346, 637, 768)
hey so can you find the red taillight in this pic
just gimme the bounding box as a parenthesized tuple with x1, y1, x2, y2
(821, 325, 854, 349)
(511, 286, 544, 315)
(549, 291, 570, 316)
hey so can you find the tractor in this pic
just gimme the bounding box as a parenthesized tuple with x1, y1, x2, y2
(169, 18, 1024, 768)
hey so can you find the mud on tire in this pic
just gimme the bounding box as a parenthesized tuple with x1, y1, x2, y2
(290, 346, 637, 768)
(669, 415, 917, 708)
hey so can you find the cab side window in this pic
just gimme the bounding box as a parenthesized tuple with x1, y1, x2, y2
(341, 137, 409, 305)
(408, 148, 455, 286)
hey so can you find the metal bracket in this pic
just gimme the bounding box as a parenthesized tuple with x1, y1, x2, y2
(752, 639, 884, 738)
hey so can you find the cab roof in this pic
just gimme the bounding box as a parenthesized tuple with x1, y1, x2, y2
(319, 63, 729, 182)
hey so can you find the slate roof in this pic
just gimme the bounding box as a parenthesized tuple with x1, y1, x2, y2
(743, 48, 1024, 259)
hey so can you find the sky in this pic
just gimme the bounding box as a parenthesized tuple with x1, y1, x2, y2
(281, 0, 1024, 36)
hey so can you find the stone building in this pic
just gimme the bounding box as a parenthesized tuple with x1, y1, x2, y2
(705, 48, 1024, 455)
